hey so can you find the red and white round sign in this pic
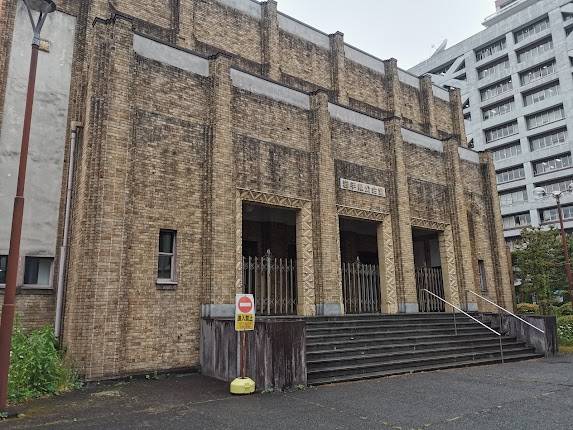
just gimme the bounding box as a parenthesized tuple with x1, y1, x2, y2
(237, 295, 254, 314)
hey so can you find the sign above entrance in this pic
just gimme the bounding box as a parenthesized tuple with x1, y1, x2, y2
(235, 294, 255, 331)
(340, 178, 386, 198)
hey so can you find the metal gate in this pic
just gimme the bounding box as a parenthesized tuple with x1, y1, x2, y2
(415, 267, 445, 312)
(342, 259, 381, 314)
(242, 250, 297, 316)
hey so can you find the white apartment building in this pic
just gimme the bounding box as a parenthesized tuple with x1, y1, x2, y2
(411, 0, 573, 241)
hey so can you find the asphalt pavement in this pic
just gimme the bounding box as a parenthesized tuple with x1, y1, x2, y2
(2, 354, 572, 429)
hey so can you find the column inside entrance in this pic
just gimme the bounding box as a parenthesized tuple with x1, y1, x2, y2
(242, 203, 297, 316)
(412, 228, 445, 313)
(339, 218, 382, 314)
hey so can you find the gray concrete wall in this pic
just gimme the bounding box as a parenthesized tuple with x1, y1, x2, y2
(0, 5, 76, 284)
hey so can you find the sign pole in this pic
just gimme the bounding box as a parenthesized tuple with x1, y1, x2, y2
(230, 294, 256, 395)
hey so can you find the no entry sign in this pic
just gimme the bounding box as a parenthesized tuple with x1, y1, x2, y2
(235, 294, 255, 331)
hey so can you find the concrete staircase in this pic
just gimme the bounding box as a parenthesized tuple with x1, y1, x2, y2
(306, 313, 544, 385)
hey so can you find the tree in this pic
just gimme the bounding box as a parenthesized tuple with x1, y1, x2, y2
(513, 227, 567, 314)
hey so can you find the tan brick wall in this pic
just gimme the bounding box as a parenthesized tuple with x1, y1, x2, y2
(279, 31, 332, 91)
(0, 293, 55, 331)
(232, 89, 311, 153)
(112, 0, 174, 29)
(400, 83, 424, 133)
(0, 0, 515, 379)
(404, 143, 447, 185)
(195, 1, 262, 66)
(345, 60, 388, 113)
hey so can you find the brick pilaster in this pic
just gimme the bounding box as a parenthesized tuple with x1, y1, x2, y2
(261, 0, 280, 80)
(204, 55, 236, 316)
(443, 140, 478, 310)
(309, 92, 343, 315)
(178, 0, 197, 49)
(63, 17, 135, 379)
(384, 58, 417, 313)
(419, 75, 437, 137)
(449, 86, 468, 148)
(330, 32, 348, 104)
(445, 87, 478, 310)
(480, 152, 514, 311)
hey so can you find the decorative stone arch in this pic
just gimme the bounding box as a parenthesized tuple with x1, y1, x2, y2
(337, 205, 398, 314)
(236, 189, 315, 316)
(411, 217, 460, 309)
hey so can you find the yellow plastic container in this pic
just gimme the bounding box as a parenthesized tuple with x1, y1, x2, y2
(230, 377, 256, 395)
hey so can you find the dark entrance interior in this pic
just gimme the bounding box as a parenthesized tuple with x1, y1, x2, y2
(339, 218, 381, 314)
(242, 203, 297, 315)
(412, 228, 444, 312)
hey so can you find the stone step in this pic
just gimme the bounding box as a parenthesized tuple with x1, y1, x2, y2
(307, 353, 544, 386)
(307, 313, 469, 323)
(306, 321, 479, 335)
(307, 348, 542, 381)
(307, 337, 526, 358)
(307, 344, 533, 368)
(306, 326, 494, 342)
(306, 333, 500, 350)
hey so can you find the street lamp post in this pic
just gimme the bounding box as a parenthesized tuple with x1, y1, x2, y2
(534, 184, 573, 302)
(0, 0, 56, 412)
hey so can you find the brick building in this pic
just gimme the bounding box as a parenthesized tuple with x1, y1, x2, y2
(0, 0, 513, 380)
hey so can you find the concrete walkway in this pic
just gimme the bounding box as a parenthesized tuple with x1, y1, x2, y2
(2, 355, 572, 430)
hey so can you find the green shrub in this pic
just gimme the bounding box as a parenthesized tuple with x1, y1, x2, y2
(556, 302, 573, 316)
(557, 315, 573, 347)
(9, 324, 78, 403)
(516, 303, 539, 315)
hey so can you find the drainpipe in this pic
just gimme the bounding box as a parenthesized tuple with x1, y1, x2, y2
(55, 122, 81, 339)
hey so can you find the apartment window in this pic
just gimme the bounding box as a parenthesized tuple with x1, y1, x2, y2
(482, 99, 514, 120)
(23, 257, 53, 287)
(478, 260, 488, 293)
(475, 39, 507, 62)
(533, 153, 572, 176)
(514, 17, 550, 43)
(523, 82, 560, 106)
(480, 79, 512, 102)
(157, 230, 176, 282)
(496, 165, 525, 184)
(477, 57, 510, 80)
(485, 121, 519, 143)
(536, 178, 573, 195)
(502, 213, 531, 230)
(517, 38, 553, 63)
(499, 188, 528, 206)
(0, 256, 6, 285)
(526, 106, 564, 130)
(493, 142, 522, 162)
(520, 61, 556, 86)
(529, 128, 567, 151)
(540, 205, 573, 223)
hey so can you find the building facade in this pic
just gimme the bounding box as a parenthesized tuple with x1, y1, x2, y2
(1, 0, 512, 380)
(411, 0, 573, 242)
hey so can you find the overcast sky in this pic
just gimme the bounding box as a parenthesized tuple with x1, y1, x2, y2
(276, 0, 496, 69)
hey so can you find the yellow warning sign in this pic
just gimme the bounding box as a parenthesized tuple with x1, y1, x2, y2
(235, 314, 255, 331)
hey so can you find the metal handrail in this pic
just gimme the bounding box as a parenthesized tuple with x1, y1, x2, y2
(467, 290, 545, 334)
(423, 289, 504, 363)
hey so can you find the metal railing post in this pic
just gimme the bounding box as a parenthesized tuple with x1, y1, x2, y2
(453, 310, 458, 336)
(423, 289, 505, 364)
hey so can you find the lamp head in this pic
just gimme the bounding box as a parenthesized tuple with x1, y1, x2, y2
(24, 0, 56, 13)
(533, 187, 547, 200)
(569, 183, 573, 193)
